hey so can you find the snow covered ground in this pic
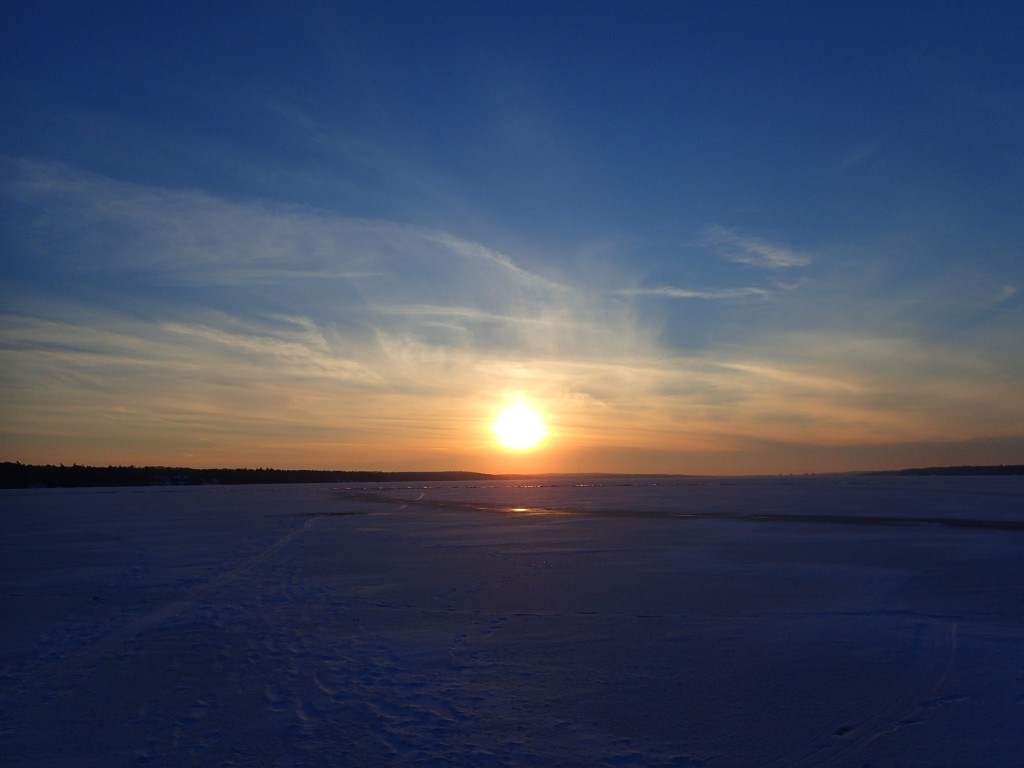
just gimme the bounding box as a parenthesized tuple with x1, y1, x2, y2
(2, 476, 1023, 766)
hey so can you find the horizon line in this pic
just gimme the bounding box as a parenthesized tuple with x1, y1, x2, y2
(2, 460, 1023, 490)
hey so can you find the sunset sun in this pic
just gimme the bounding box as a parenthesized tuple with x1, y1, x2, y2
(493, 402, 547, 451)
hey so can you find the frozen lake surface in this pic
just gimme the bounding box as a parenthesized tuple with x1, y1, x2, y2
(2, 476, 1023, 766)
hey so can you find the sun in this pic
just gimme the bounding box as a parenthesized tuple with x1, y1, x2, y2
(493, 401, 547, 451)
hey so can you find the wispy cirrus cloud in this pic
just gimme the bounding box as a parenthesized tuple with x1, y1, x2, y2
(3, 158, 1022, 473)
(0, 159, 655, 466)
(616, 285, 769, 301)
(706, 225, 813, 269)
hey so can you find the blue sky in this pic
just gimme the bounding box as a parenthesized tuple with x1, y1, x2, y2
(2, 1, 1023, 473)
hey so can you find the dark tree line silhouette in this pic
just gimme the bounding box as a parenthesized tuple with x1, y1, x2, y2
(0, 462, 491, 489)
(868, 465, 1023, 477)
(2, 462, 1020, 489)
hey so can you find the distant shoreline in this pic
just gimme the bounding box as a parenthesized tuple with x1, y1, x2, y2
(863, 464, 1024, 477)
(1, 461, 1022, 489)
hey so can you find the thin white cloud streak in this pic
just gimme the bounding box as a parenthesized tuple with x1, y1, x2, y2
(836, 140, 883, 170)
(706, 225, 813, 268)
(617, 286, 769, 300)
(373, 303, 587, 331)
(992, 285, 1018, 306)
